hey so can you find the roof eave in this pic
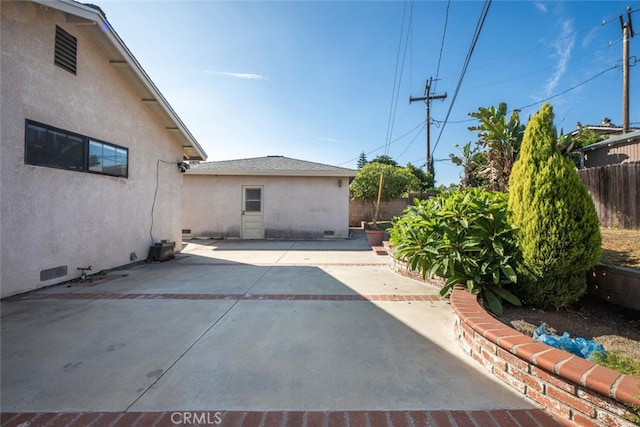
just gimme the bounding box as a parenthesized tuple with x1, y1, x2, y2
(575, 130, 640, 152)
(34, 0, 207, 161)
(186, 169, 357, 177)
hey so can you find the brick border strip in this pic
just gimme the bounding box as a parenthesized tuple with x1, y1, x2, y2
(449, 288, 640, 427)
(16, 293, 442, 302)
(0, 409, 558, 427)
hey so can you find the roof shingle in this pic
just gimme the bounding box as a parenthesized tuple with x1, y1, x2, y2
(187, 156, 357, 177)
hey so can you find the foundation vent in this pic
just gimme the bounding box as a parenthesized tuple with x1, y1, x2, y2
(40, 265, 68, 281)
(323, 230, 335, 236)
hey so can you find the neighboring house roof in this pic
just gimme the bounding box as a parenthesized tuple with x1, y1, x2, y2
(575, 130, 640, 152)
(35, 0, 207, 161)
(187, 156, 357, 177)
(569, 120, 640, 138)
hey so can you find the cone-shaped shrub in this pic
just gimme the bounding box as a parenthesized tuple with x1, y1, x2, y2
(508, 104, 601, 308)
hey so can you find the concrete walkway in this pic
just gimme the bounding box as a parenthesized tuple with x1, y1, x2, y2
(1, 232, 557, 426)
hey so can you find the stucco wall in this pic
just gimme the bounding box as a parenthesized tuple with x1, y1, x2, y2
(0, 2, 184, 297)
(182, 175, 350, 239)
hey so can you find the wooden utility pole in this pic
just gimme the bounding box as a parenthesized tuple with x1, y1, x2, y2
(620, 6, 635, 133)
(410, 77, 447, 174)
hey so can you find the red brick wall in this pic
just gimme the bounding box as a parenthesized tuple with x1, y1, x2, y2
(450, 289, 640, 426)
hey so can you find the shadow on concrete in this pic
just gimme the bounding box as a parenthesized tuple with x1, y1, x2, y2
(1, 242, 536, 413)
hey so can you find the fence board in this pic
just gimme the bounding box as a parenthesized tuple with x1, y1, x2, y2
(578, 163, 640, 229)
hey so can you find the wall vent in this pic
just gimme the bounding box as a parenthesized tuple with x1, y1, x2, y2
(54, 26, 77, 74)
(323, 230, 335, 236)
(40, 265, 68, 281)
(182, 229, 192, 234)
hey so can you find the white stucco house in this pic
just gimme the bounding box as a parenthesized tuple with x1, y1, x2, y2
(0, 0, 206, 298)
(182, 156, 357, 240)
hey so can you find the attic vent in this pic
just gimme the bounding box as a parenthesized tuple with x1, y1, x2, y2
(54, 26, 77, 74)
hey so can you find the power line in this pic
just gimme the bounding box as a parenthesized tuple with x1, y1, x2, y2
(336, 121, 425, 166)
(431, 0, 492, 156)
(384, 0, 414, 156)
(432, 0, 450, 94)
(515, 66, 617, 112)
(394, 122, 426, 161)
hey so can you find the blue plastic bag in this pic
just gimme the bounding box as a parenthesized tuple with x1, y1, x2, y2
(533, 325, 606, 361)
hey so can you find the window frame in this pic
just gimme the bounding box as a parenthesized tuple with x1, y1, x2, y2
(25, 120, 129, 178)
(88, 139, 129, 178)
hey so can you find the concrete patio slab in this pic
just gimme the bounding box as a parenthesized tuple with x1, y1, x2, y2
(2, 299, 235, 412)
(130, 298, 520, 412)
(1, 234, 553, 425)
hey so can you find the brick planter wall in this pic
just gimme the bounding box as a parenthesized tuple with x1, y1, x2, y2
(388, 248, 446, 289)
(450, 289, 640, 427)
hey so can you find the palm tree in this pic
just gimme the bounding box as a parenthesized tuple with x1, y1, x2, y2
(449, 142, 488, 188)
(468, 103, 525, 192)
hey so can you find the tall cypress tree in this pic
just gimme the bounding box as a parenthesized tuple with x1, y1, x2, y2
(357, 151, 368, 169)
(508, 104, 601, 308)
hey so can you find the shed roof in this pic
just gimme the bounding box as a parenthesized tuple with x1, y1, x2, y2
(35, 0, 207, 161)
(187, 156, 357, 177)
(575, 130, 640, 152)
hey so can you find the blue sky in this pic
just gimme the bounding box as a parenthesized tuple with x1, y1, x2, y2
(99, 0, 638, 185)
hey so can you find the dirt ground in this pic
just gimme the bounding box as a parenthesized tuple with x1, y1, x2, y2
(600, 228, 640, 269)
(499, 228, 640, 366)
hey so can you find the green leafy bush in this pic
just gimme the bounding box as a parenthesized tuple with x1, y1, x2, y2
(507, 104, 601, 308)
(349, 162, 421, 201)
(389, 188, 521, 315)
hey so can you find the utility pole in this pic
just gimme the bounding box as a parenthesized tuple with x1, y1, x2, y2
(410, 77, 447, 174)
(620, 6, 635, 133)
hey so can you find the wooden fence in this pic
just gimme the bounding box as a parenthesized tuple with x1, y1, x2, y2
(578, 163, 640, 229)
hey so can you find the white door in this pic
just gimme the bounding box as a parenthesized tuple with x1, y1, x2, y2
(241, 186, 264, 239)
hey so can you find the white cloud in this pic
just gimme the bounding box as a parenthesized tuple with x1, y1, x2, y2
(532, 1, 547, 13)
(317, 137, 341, 143)
(543, 19, 575, 97)
(205, 70, 268, 80)
(582, 26, 599, 48)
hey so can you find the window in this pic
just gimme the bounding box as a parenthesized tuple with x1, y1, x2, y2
(89, 140, 128, 176)
(54, 26, 77, 74)
(25, 121, 85, 171)
(244, 188, 262, 212)
(25, 120, 128, 178)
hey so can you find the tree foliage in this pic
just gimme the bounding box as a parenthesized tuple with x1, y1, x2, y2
(357, 151, 368, 169)
(449, 142, 488, 189)
(507, 104, 601, 309)
(370, 154, 399, 167)
(406, 162, 435, 191)
(467, 102, 525, 192)
(557, 126, 604, 168)
(349, 162, 420, 201)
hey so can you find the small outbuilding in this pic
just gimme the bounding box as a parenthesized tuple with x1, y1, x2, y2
(576, 130, 640, 169)
(182, 156, 357, 239)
